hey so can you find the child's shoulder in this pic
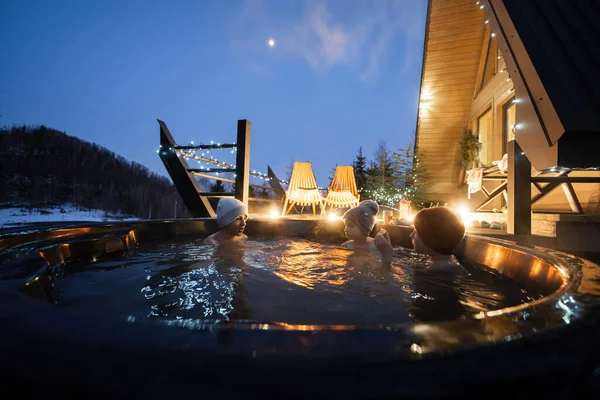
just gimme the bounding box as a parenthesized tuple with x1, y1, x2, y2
(204, 231, 220, 244)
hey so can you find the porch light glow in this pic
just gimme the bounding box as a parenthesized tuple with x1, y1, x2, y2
(327, 213, 341, 222)
(455, 205, 474, 226)
(269, 209, 280, 219)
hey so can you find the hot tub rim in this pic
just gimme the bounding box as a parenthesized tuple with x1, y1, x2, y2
(0, 218, 596, 355)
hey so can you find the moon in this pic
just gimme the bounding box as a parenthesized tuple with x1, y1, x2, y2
(268, 38, 275, 47)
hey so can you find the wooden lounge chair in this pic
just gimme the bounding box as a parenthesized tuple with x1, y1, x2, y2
(281, 162, 324, 216)
(324, 166, 359, 210)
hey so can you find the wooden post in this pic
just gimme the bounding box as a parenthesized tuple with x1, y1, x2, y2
(507, 140, 531, 235)
(235, 120, 251, 206)
(158, 120, 215, 218)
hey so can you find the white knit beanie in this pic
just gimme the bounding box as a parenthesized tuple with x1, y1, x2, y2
(216, 198, 248, 228)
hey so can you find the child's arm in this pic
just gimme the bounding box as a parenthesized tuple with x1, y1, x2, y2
(374, 229, 393, 264)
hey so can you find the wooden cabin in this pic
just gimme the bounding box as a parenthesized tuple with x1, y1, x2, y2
(415, 0, 600, 221)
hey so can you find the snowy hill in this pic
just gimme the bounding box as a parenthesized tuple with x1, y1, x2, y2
(1, 125, 190, 220)
(0, 205, 138, 227)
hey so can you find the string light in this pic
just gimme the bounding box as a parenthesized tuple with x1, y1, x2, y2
(176, 148, 287, 185)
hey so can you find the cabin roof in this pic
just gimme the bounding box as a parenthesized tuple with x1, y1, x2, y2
(501, 0, 600, 134)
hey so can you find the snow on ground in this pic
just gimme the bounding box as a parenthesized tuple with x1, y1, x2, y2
(0, 204, 139, 227)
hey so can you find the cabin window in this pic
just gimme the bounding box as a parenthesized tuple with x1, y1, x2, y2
(478, 108, 493, 165)
(479, 38, 498, 91)
(502, 98, 516, 154)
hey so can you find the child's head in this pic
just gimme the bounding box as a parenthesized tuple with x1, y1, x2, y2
(411, 206, 465, 255)
(343, 200, 379, 240)
(216, 198, 248, 236)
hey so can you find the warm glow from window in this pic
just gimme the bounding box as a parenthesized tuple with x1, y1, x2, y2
(506, 101, 516, 142)
(478, 108, 493, 165)
(479, 37, 498, 90)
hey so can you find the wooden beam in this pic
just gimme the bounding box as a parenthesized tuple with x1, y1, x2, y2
(191, 172, 274, 192)
(507, 140, 531, 235)
(561, 183, 584, 214)
(530, 170, 569, 206)
(199, 192, 235, 198)
(531, 176, 600, 183)
(188, 168, 236, 174)
(157, 119, 215, 218)
(476, 182, 507, 211)
(235, 120, 251, 206)
(192, 172, 235, 183)
(175, 143, 236, 150)
(530, 182, 561, 205)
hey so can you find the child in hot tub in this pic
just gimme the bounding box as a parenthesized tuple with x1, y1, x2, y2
(341, 200, 393, 264)
(409, 206, 467, 274)
(205, 198, 248, 244)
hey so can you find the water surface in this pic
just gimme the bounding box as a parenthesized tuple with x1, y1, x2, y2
(52, 238, 535, 324)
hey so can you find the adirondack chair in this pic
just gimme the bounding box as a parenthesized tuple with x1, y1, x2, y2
(324, 165, 360, 210)
(281, 162, 324, 216)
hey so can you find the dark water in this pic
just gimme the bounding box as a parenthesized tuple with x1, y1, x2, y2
(51, 238, 535, 325)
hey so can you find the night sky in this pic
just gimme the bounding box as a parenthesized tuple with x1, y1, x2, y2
(1, 0, 427, 186)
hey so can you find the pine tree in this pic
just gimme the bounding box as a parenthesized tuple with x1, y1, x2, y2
(392, 135, 427, 203)
(257, 187, 273, 199)
(328, 164, 339, 188)
(352, 147, 367, 193)
(364, 141, 402, 206)
(210, 180, 226, 192)
(366, 141, 395, 191)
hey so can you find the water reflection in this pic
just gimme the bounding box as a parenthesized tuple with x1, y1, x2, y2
(51, 237, 536, 325)
(142, 241, 251, 321)
(407, 270, 466, 322)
